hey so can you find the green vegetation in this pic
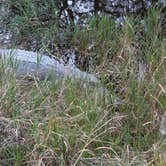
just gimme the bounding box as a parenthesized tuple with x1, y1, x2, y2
(1, 1, 166, 165)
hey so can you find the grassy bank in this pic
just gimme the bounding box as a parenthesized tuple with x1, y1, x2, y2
(1, 1, 166, 165)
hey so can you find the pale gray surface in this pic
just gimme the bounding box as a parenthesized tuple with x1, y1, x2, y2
(0, 49, 99, 83)
(160, 111, 166, 137)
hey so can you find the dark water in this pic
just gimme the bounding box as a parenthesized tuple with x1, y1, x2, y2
(58, 0, 166, 26)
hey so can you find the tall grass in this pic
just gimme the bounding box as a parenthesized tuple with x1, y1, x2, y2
(0, 2, 166, 165)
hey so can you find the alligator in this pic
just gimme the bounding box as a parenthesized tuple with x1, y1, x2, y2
(0, 49, 100, 84)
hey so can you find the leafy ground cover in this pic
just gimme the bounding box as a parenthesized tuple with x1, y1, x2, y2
(0, 1, 166, 165)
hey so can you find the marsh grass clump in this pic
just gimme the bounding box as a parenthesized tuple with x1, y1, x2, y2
(0, 61, 114, 165)
(1, 1, 166, 165)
